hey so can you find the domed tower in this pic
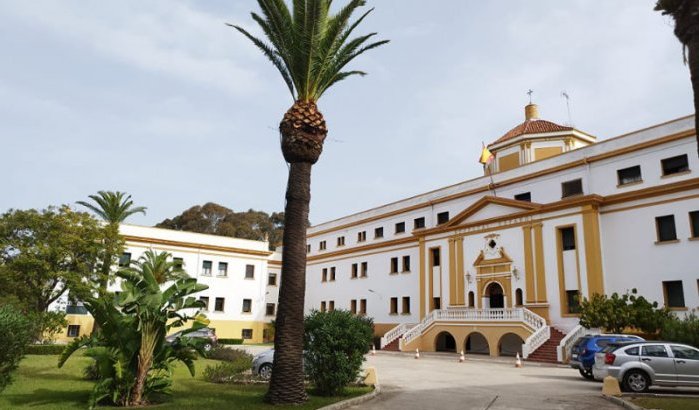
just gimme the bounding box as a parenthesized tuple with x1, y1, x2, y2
(485, 103, 596, 174)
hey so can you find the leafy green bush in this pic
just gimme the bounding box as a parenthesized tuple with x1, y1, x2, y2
(579, 289, 670, 334)
(25, 344, 66, 355)
(28, 311, 68, 343)
(218, 338, 244, 345)
(202, 356, 253, 383)
(0, 305, 34, 392)
(206, 346, 252, 362)
(304, 310, 373, 396)
(661, 312, 699, 347)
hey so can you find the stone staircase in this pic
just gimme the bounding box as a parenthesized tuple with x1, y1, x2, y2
(525, 327, 565, 363)
(381, 338, 401, 351)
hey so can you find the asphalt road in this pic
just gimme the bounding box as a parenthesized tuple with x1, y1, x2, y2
(353, 352, 622, 410)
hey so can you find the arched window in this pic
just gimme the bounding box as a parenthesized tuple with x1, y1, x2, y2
(468, 291, 475, 307)
(515, 288, 523, 306)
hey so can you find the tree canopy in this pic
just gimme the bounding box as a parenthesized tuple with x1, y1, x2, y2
(156, 203, 286, 250)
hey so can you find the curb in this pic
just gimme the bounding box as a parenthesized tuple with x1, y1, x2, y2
(316, 375, 381, 410)
(600, 395, 645, 410)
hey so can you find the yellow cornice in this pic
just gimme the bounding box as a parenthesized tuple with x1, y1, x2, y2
(306, 129, 694, 239)
(123, 235, 273, 257)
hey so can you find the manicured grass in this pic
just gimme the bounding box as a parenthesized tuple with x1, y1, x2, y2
(0, 354, 371, 409)
(630, 397, 699, 410)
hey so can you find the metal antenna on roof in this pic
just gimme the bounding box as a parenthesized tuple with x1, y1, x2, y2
(561, 90, 573, 127)
(527, 89, 534, 104)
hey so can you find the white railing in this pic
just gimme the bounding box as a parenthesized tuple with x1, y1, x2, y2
(380, 323, 415, 349)
(400, 307, 547, 349)
(522, 325, 550, 359)
(556, 325, 597, 363)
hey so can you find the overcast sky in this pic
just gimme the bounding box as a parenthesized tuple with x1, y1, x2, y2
(0, 0, 693, 227)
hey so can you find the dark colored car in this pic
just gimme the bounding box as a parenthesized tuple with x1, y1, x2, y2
(570, 334, 644, 379)
(165, 327, 218, 351)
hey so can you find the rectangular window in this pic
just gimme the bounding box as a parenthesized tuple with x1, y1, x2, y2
(119, 252, 132, 267)
(359, 299, 367, 315)
(173, 257, 184, 270)
(350, 299, 357, 314)
(319, 240, 327, 251)
(437, 211, 449, 225)
(245, 264, 255, 279)
(374, 227, 384, 238)
(241, 329, 253, 340)
(402, 256, 411, 272)
(414, 217, 425, 229)
(330, 267, 336, 281)
(67, 325, 80, 338)
(431, 248, 441, 267)
(266, 303, 276, 316)
(560, 227, 576, 251)
(663, 280, 685, 308)
(656, 215, 677, 242)
(218, 262, 228, 276)
(200, 296, 210, 311)
(402, 297, 411, 314)
(566, 290, 580, 314)
(514, 192, 531, 202)
(433, 297, 441, 310)
(322, 268, 328, 282)
(617, 165, 642, 186)
(390, 257, 398, 274)
(357, 231, 367, 242)
(328, 301, 335, 311)
(202, 260, 212, 276)
(661, 154, 689, 176)
(66, 304, 88, 315)
(337, 236, 345, 247)
(307, 244, 311, 253)
(690, 211, 699, 238)
(242, 299, 252, 313)
(214, 297, 225, 312)
(361, 262, 368, 277)
(390, 297, 398, 314)
(268, 273, 277, 286)
(561, 178, 583, 198)
(351, 263, 358, 279)
(395, 222, 406, 234)
(320, 301, 326, 312)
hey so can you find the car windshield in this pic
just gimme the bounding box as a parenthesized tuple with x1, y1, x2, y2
(575, 337, 591, 348)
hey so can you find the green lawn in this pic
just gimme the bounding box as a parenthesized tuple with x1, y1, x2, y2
(0, 354, 370, 410)
(630, 397, 699, 410)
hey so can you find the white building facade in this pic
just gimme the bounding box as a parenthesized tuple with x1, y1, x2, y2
(303, 106, 698, 360)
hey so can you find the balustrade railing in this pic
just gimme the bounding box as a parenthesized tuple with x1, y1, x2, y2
(380, 323, 415, 349)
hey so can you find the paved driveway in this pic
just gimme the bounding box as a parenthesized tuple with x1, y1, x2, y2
(353, 353, 621, 410)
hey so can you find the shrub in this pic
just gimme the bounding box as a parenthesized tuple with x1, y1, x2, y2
(0, 305, 34, 392)
(206, 346, 253, 362)
(28, 311, 68, 343)
(304, 310, 373, 396)
(202, 356, 253, 383)
(25, 344, 66, 355)
(579, 289, 670, 334)
(218, 338, 244, 345)
(660, 312, 699, 348)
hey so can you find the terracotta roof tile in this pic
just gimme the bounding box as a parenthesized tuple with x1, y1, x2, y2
(489, 119, 573, 147)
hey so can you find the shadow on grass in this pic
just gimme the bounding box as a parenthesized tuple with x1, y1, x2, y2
(3, 388, 90, 408)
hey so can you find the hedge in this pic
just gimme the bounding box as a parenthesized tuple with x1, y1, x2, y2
(218, 338, 244, 345)
(25, 344, 66, 355)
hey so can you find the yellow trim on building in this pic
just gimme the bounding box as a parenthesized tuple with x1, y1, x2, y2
(533, 223, 548, 303)
(419, 237, 426, 320)
(522, 225, 535, 303)
(582, 205, 605, 296)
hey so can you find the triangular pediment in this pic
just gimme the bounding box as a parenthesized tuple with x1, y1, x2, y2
(445, 196, 541, 227)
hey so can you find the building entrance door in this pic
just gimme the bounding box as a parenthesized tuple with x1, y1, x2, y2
(486, 282, 504, 308)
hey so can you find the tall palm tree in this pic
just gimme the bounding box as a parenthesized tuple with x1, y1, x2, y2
(229, 1, 387, 404)
(656, 0, 699, 156)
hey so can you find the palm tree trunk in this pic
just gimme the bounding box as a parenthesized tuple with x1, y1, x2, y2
(132, 321, 157, 405)
(689, 34, 699, 158)
(266, 162, 311, 404)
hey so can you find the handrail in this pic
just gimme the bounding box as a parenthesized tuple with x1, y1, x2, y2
(522, 325, 550, 359)
(556, 324, 594, 363)
(380, 323, 415, 349)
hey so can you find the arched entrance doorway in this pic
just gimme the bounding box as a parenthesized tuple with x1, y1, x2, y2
(465, 332, 489, 355)
(435, 331, 457, 352)
(498, 333, 524, 357)
(485, 282, 505, 308)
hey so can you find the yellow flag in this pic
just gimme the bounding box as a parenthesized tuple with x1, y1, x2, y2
(478, 144, 494, 165)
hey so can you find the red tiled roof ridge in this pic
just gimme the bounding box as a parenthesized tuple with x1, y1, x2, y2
(489, 118, 573, 147)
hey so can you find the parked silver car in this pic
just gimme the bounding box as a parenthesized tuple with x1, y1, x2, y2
(251, 349, 275, 380)
(600, 342, 699, 392)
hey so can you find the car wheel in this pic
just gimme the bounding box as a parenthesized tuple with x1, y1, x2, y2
(202, 342, 213, 352)
(579, 368, 594, 380)
(258, 363, 273, 380)
(623, 370, 650, 393)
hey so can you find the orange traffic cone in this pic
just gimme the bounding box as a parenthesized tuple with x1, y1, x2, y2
(515, 352, 523, 368)
(459, 350, 465, 363)
(415, 349, 420, 359)
(371, 345, 376, 355)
